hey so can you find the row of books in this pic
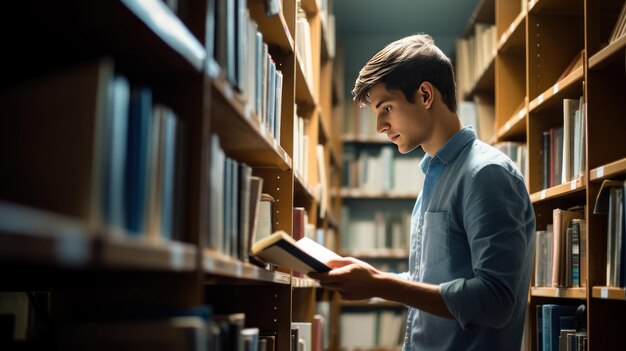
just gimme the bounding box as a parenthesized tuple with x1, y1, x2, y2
(340, 310, 407, 351)
(296, 0, 314, 87)
(294, 112, 310, 184)
(341, 102, 385, 139)
(536, 304, 586, 351)
(494, 142, 528, 181)
(340, 207, 411, 254)
(208, 135, 262, 260)
(534, 210, 587, 288)
(342, 145, 424, 194)
(594, 180, 626, 288)
(458, 99, 495, 143)
(0, 60, 186, 243)
(541, 97, 586, 189)
(213, 0, 284, 141)
(455, 23, 497, 99)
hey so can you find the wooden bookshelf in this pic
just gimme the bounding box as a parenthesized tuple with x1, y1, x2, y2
(588, 34, 626, 70)
(203, 250, 291, 285)
(248, 0, 295, 52)
(292, 276, 320, 288)
(531, 287, 587, 300)
(590, 158, 626, 182)
(496, 104, 526, 141)
(497, 11, 526, 54)
(529, 175, 586, 203)
(528, 66, 585, 113)
(592, 286, 626, 301)
(465, 53, 496, 100)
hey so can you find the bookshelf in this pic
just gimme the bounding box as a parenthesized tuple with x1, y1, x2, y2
(0, 0, 339, 350)
(456, 0, 626, 349)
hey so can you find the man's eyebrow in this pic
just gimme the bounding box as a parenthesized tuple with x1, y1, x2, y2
(375, 98, 391, 109)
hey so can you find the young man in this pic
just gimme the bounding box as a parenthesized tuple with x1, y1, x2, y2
(309, 34, 536, 350)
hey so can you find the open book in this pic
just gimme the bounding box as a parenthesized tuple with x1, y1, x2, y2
(251, 230, 342, 273)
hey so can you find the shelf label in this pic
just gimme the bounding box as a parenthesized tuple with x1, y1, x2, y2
(244, 105, 252, 120)
(205, 257, 215, 271)
(538, 94, 544, 105)
(517, 108, 525, 120)
(540, 190, 546, 200)
(553, 83, 559, 95)
(55, 231, 88, 266)
(596, 166, 605, 178)
(260, 125, 266, 137)
(170, 244, 184, 269)
(571, 180, 577, 190)
(235, 261, 243, 276)
(556, 288, 563, 297)
(508, 22, 515, 35)
(505, 121, 512, 131)
(601, 288, 608, 299)
(273, 139, 278, 150)
(224, 84, 233, 99)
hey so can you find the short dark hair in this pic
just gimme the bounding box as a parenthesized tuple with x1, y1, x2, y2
(352, 34, 457, 112)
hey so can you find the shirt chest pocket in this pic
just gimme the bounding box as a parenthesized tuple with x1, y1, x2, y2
(421, 211, 450, 268)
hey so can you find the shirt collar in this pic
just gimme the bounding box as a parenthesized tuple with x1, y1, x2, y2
(420, 126, 477, 172)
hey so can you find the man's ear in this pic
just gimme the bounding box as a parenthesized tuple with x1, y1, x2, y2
(418, 82, 434, 110)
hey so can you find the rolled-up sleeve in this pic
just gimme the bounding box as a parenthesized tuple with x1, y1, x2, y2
(439, 164, 534, 329)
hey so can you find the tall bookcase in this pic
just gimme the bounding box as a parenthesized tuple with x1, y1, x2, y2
(0, 0, 340, 350)
(457, 0, 626, 349)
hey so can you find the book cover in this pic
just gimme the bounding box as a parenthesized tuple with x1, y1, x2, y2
(251, 231, 341, 273)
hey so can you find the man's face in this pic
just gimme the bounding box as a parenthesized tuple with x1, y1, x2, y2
(369, 83, 432, 154)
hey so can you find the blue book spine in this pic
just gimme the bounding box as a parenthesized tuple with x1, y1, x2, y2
(160, 111, 177, 240)
(125, 87, 152, 235)
(104, 76, 130, 232)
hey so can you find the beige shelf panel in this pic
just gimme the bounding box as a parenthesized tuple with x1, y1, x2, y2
(498, 11, 526, 54)
(592, 286, 626, 301)
(529, 175, 586, 203)
(531, 287, 587, 299)
(590, 158, 626, 182)
(496, 104, 527, 141)
(528, 66, 584, 113)
(528, 0, 584, 15)
(203, 249, 291, 285)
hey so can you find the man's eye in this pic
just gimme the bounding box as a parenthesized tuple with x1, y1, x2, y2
(384, 106, 391, 112)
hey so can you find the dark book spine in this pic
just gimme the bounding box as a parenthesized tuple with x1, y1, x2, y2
(542, 131, 550, 190)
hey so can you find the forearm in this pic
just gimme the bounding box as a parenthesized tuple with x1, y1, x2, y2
(374, 272, 453, 320)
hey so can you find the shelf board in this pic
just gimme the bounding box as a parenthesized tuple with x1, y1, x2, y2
(531, 287, 587, 299)
(465, 53, 495, 100)
(498, 11, 526, 54)
(249, 0, 294, 52)
(341, 298, 402, 308)
(320, 15, 333, 61)
(528, 0, 584, 15)
(295, 52, 317, 109)
(0, 201, 197, 271)
(496, 104, 527, 141)
(529, 175, 586, 203)
(292, 276, 320, 288)
(592, 286, 626, 301)
(528, 66, 584, 113)
(339, 249, 409, 259)
(589, 34, 626, 70)
(121, 0, 205, 71)
(338, 189, 419, 200)
(590, 158, 626, 182)
(209, 62, 292, 171)
(294, 170, 318, 204)
(341, 135, 389, 144)
(203, 249, 291, 285)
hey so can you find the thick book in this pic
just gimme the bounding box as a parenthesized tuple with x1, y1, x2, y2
(251, 230, 342, 273)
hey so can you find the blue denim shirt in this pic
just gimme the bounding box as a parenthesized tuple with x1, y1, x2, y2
(402, 126, 535, 350)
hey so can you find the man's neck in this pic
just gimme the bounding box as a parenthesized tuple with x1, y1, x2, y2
(422, 110, 463, 157)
